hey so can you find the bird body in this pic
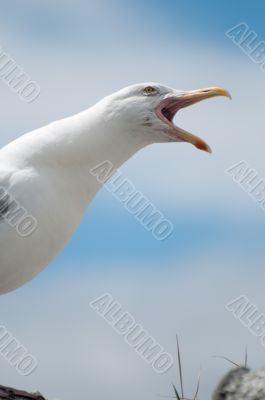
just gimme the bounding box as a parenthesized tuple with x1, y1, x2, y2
(0, 102, 143, 293)
(213, 367, 265, 400)
(0, 83, 230, 294)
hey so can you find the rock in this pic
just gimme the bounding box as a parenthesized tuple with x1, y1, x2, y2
(0, 384, 46, 400)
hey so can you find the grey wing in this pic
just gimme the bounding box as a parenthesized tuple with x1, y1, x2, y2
(0, 189, 10, 220)
(0, 169, 14, 222)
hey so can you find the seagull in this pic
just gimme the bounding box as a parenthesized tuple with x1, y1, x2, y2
(0, 83, 230, 294)
(213, 366, 265, 400)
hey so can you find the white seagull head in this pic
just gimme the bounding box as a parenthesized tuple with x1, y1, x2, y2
(0, 81, 231, 294)
(101, 82, 231, 153)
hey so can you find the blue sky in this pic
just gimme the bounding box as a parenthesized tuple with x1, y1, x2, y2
(1, 1, 265, 399)
(1, 1, 265, 48)
(0, 0, 262, 271)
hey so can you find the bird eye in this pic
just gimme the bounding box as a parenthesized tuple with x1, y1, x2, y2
(143, 86, 157, 95)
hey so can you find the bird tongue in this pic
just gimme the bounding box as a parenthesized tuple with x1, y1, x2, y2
(159, 87, 231, 153)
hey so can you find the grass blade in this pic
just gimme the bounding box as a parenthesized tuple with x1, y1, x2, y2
(172, 383, 181, 400)
(176, 335, 184, 399)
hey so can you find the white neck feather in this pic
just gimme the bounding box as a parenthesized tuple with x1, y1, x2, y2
(6, 101, 153, 172)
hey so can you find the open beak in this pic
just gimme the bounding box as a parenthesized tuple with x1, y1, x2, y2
(155, 87, 231, 153)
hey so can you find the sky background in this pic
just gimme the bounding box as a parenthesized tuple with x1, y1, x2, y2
(0, 1, 265, 399)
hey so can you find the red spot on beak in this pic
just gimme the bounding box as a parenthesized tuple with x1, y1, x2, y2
(195, 139, 212, 153)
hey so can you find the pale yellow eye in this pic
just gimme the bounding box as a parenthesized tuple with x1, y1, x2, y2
(143, 86, 157, 95)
